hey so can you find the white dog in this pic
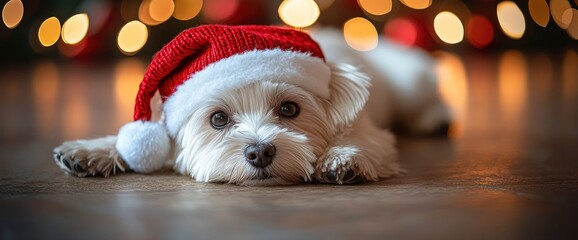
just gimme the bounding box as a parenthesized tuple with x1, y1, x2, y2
(53, 25, 449, 186)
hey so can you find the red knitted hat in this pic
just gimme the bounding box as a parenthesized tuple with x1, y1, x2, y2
(115, 25, 332, 173)
(134, 25, 327, 122)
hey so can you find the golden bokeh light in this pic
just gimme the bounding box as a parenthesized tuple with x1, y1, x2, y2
(550, 0, 572, 29)
(567, 9, 578, 39)
(529, 0, 550, 27)
(497, 1, 526, 39)
(61, 13, 90, 45)
(561, 8, 574, 29)
(139, 0, 162, 26)
(38, 17, 61, 47)
(278, 0, 320, 28)
(149, 0, 174, 23)
(433, 11, 464, 44)
(173, 0, 203, 21)
(2, 0, 24, 29)
(358, 0, 392, 16)
(343, 17, 378, 51)
(117, 20, 148, 55)
(400, 0, 431, 10)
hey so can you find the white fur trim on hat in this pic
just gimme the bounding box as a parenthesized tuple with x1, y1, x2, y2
(116, 121, 170, 173)
(162, 48, 331, 137)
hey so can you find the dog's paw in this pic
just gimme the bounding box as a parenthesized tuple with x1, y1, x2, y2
(53, 137, 126, 177)
(316, 146, 368, 184)
(53, 142, 88, 177)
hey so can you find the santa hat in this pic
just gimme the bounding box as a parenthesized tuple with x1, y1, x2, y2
(115, 25, 331, 173)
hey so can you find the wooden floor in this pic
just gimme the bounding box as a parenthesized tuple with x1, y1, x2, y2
(1, 49, 577, 239)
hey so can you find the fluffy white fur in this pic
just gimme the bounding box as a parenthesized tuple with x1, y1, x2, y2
(163, 49, 331, 137)
(311, 29, 450, 133)
(53, 31, 450, 185)
(116, 121, 170, 173)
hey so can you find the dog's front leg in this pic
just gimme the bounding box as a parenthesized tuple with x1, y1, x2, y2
(53, 136, 128, 177)
(315, 113, 403, 184)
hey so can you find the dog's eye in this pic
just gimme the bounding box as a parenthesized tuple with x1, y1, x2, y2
(279, 102, 300, 118)
(210, 111, 230, 129)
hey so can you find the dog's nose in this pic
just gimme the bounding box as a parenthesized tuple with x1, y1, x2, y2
(244, 143, 276, 168)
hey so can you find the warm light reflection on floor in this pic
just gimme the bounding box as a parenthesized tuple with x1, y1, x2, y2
(435, 51, 468, 139)
(563, 49, 578, 103)
(62, 69, 90, 139)
(0, 70, 23, 139)
(562, 49, 578, 124)
(498, 50, 528, 135)
(114, 58, 146, 127)
(456, 189, 524, 229)
(32, 61, 59, 139)
(530, 53, 553, 101)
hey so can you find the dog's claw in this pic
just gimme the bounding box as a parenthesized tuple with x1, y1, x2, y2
(343, 169, 355, 181)
(326, 171, 338, 182)
(324, 168, 364, 184)
(73, 162, 85, 173)
(61, 157, 71, 170)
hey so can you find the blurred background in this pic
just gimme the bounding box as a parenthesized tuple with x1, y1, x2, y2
(1, 0, 578, 60)
(1, 0, 576, 140)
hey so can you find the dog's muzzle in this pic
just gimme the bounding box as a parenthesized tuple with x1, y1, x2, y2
(244, 143, 276, 168)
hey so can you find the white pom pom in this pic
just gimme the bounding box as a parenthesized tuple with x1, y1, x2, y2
(115, 121, 170, 173)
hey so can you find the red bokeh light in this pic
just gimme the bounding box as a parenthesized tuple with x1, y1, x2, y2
(202, 0, 239, 22)
(467, 15, 494, 48)
(384, 18, 418, 47)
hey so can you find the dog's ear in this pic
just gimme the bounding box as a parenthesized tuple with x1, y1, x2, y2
(325, 62, 371, 132)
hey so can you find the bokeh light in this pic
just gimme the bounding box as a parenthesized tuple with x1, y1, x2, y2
(173, 0, 203, 21)
(550, 0, 572, 29)
(467, 15, 494, 48)
(117, 20, 148, 55)
(358, 0, 392, 16)
(203, 0, 239, 23)
(561, 8, 574, 29)
(529, 0, 550, 27)
(400, 0, 431, 10)
(38, 17, 61, 47)
(434, 11, 464, 44)
(149, 0, 174, 23)
(139, 0, 162, 26)
(384, 18, 418, 46)
(497, 1, 526, 39)
(343, 17, 378, 51)
(61, 13, 90, 45)
(567, 9, 578, 39)
(278, 0, 320, 28)
(2, 0, 24, 29)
